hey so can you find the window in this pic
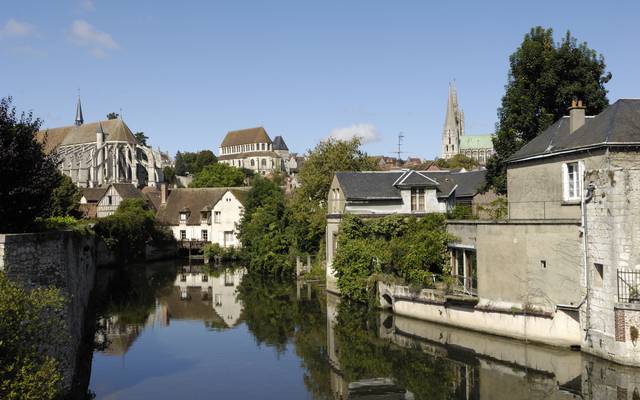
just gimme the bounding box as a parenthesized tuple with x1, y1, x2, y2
(594, 263, 604, 287)
(411, 188, 425, 212)
(180, 274, 187, 282)
(180, 212, 188, 222)
(201, 230, 208, 241)
(107, 195, 113, 205)
(224, 271, 234, 286)
(261, 159, 266, 167)
(180, 230, 187, 240)
(214, 211, 221, 224)
(251, 159, 255, 166)
(563, 162, 582, 201)
(215, 294, 222, 306)
(202, 273, 208, 282)
(224, 231, 234, 246)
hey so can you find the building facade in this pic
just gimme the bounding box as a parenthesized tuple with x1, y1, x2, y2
(156, 187, 248, 247)
(440, 83, 494, 165)
(218, 127, 290, 175)
(37, 98, 164, 188)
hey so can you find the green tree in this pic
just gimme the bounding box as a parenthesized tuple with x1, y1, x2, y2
(190, 163, 245, 188)
(0, 272, 65, 399)
(0, 97, 60, 233)
(290, 138, 377, 254)
(238, 176, 293, 275)
(49, 174, 81, 218)
(106, 112, 119, 120)
(174, 150, 217, 175)
(163, 166, 176, 185)
(435, 154, 479, 170)
(134, 131, 148, 146)
(486, 27, 611, 193)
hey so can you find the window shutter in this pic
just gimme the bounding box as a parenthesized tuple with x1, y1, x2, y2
(562, 163, 569, 201)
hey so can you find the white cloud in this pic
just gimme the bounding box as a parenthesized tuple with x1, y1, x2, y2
(68, 20, 118, 57)
(0, 19, 36, 38)
(80, 0, 96, 11)
(329, 123, 381, 144)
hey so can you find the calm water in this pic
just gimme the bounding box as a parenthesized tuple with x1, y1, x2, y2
(85, 260, 640, 400)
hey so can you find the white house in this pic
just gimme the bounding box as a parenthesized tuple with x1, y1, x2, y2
(156, 187, 249, 247)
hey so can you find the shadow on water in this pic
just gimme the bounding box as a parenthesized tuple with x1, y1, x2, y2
(73, 260, 640, 399)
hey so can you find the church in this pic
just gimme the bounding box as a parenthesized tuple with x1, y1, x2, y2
(37, 98, 164, 188)
(441, 83, 495, 165)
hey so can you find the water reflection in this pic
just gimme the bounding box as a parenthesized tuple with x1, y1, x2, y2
(86, 261, 640, 399)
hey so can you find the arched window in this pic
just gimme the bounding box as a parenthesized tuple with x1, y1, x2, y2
(251, 159, 255, 167)
(261, 159, 266, 167)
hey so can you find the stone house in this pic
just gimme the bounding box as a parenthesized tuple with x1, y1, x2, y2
(358, 98, 640, 366)
(79, 187, 108, 218)
(217, 127, 290, 175)
(156, 187, 249, 247)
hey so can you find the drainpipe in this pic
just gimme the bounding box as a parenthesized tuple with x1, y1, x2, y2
(582, 175, 595, 345)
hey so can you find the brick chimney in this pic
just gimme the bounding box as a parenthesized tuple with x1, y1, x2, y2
(569, 99, 586, 134)
(160, 183, 167, 205)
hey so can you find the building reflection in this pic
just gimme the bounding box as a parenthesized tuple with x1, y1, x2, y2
(96, 264, 246, 355)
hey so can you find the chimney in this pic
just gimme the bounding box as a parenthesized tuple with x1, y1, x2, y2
(569, 99, 586, 134)
(160, 183, 167, 205)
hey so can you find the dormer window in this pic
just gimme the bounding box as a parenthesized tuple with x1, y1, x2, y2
(411, 188, 425, 212)
(180, 212, 188, 222)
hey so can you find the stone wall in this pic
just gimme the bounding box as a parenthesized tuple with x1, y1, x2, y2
(0, 230, 97, 394)
(584, 153, 640, 365)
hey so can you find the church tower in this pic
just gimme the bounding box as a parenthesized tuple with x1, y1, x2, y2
(441, 82, 464, 159)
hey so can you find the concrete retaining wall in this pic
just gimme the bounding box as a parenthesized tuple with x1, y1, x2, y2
(0, 230, 97, 394)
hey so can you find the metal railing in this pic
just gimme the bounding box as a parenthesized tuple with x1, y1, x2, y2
(617, 269, 640, 303)
(451, 275, 478, 297)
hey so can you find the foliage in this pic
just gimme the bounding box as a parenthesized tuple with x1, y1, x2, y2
(238, 176, 294, 276)
(435, 154, 479, 170)
(486, 27, 611, 193)
(190, 163, 245, 188)
(94, 198, 174, 263)
(203, 243, 241, 262)
(134, 131, 148, 146)
(174, 150, 217, 176)
(0, 272, 65, 399)
(333, 214, 454, 303)
(163, 166, 176, 185)
(106, 112, 119, 120)
(446, 204, 475, 220)
(0, 97, 60, 233)
(476, 197, 508, 220)
(49, 173, 81, 218)
(289, 138, 377, 255)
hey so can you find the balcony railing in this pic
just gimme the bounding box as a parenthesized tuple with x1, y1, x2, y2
(617, 269, 640, 303)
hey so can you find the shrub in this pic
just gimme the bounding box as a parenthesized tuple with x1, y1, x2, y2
(0, 273, 66, 399)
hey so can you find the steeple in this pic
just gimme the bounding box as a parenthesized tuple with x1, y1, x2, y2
(75, 96, 84, 126)
(441, 82, 465, 159)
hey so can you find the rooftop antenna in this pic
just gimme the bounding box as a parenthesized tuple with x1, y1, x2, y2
(395, 132, 405, 166)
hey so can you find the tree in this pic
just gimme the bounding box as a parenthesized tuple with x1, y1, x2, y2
(106, 112, 119, 120)
(434, 154, 479, 170)
(134, 131, 148, 146)
(190, 163, 245, 188)
(0, 273, 65, 399)
(238, 176, 293, 275)
(163, 166, 176, 185)
(174, 150, 217, 175)
(48, 174, 81, 218)
(289, 138, 377, 254)
(485, 27, 611, 193)
(0, 97, 60, 233)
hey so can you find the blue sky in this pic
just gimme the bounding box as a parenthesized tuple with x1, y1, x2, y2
(1, 0, 639, 159)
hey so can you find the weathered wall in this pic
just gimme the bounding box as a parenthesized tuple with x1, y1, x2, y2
(584, 152, 640, 365)
(325, 216, 341, 294)
(507, 150, 607, 219)
(0, 231, 97, 393)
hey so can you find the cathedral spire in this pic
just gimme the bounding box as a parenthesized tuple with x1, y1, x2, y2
(75, 96, 84, 126)
(441, 81, 464, 160)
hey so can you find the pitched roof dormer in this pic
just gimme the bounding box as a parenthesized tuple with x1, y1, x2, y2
(393, 170, 439, 188)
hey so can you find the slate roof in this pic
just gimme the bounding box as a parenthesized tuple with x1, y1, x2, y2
(220, 127, 271, 147)
(335, 170, 460, 200)
(80, 187, 108, 203)
(156, 187, 249, 225)
(459, 134, 494, 150)
(449, 170, 487, 197)
(272, 136, 289, 151)
(36, 119, 137, 153)
(509, 99, 640, 162)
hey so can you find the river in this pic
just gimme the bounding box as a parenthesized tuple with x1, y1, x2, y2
(82, 260, 640, 399)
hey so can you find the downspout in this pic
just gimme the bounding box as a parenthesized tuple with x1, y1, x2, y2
(582, 175, 595, 345)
